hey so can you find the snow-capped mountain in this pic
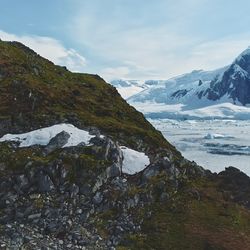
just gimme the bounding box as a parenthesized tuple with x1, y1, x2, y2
(110, 79, 146, 99)
(129, 48, 250, 107)
(120, 47, 250, 120)
(110, 79, 164, 99)
(127, 67, 228, 108)
(204, 47, 250, 105)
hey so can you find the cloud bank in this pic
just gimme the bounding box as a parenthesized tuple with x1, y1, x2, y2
(0, 30, 86, 72)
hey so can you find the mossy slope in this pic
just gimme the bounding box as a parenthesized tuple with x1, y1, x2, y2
(0, 40, 178, 157)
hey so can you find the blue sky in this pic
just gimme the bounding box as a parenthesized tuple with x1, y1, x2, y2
(1, 0, 250, 80)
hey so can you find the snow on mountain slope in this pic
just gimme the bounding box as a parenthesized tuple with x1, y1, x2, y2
(128, 67, 228, 108)
(110, 79, 147, 99)
(110, 79, 164, 99)
(117, 85, 146, 99)
(112, 48, 250, 120)
(204, 47, 250, 105)
(126, 47, 250, 119)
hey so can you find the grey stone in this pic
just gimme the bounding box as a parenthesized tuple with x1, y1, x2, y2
(28, 213, 41, 220)
(79, 184, 92, 195)
(45, 131, 70, 154)
(106, 163, 121, 179)
(16, 174, 29, 190)
(37, 172, 54, 192)
(93, 192, 103, 205)
(70, 184, 79, 197)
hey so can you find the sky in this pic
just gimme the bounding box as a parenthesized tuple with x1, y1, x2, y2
(1, 0, 250, 81)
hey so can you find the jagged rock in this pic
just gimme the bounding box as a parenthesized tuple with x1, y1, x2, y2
(92, 176, 105, 193)
(0, 163, 6, 171)
(217, 167, 250, 207)
(127, 194, 140, 209)
(28, 213, 41, 221)
(90, 137, 123, 166)
(106, 163, 121, 179)
(142, 164, 160, 181)
(93, 192, 103, 205)
(16, 174, 29, 191)
(89, 127, 101, 137)
(45, 222, 62, 234)
(111, 177, 128, 192)
(70, 184, 79, 197)
(45, 131, 70, 154)
(141, 157, 173, 182)
(37, 172, 55, 192)
(0, 179, 13, 193)
(79, 184, 92, 195)
(160, 192, 169, 202)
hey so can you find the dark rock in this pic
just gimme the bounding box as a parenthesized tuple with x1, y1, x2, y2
(45, 131, 70, 154)
(106, 163, 121, 179)
(93, 192, 103, 205)
(45, 222, 62, 234)
(142, 164, 160, 181)
(70, 184, 79, 197)
(88, 127, 101, 137)
(79, 184, 92, 196)
(206, 51, 250, 105)
(16, 174, 29, 191)
(160, 192, 169, 202)
(0, 179, 13, 193)
(111, 177, 128, 192)
(37, 172, 55, 192)
(28, 213, 41, 220)
(217, 167, 250, 207)
(0, 162, 6, 171)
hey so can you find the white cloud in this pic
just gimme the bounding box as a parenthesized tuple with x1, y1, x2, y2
(187, 38, 250, 69)
(0, 30, 86, 72)
(100, 66, 130, 81)
(68, 1, 250, 80)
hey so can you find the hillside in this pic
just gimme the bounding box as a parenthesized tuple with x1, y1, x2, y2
(0, 40, 177, 157)
(0, 40, 250, 249)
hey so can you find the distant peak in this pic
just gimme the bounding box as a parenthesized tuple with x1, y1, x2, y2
(191, 69, 203, 73)
(240, 46, 250, 55)
(235, 46, 250, 62)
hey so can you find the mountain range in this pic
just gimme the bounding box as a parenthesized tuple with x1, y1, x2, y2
(1, 40, 250, 249)
(112, 47, 250, 119)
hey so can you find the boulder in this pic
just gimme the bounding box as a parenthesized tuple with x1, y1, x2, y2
(37, 172, 55, 192)
(16, 174, 29, 191)
(45, 131, 70, 154)
(93, 192, 103, 205)
(106, 163, 121, 179)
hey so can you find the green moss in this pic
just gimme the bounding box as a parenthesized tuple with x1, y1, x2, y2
(65, 152, 109, 184)
(0, 40, 179, 157)
(95, 208, 121, 239)
(0, 142, 62, 172)
(33, 197, 45, 209)
(119, 177, 250, 250)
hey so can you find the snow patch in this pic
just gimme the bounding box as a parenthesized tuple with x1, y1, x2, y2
(0, 124, 95, 148)
(117, 86, 146, 99)
(121, 146, 150, 175)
